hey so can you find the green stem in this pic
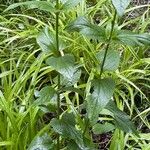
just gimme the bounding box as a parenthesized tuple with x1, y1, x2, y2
(83, 118, 89, 136)
(56, 0, 60, 149)
(56, 1, 59, 55)
(83, 11, 117, 137)
(57, 75, 60, 150)
(99, 11, 117, 78)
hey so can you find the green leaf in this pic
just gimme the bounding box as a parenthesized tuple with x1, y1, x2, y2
(86, 78, 115, 124)
(67, 141, 81, 150)
(37, 27, 65, 55)
(93, 123, 115, 134)
(0, 141, 13, 146)
(52, 70, 81, 87)
(61, 112, 76, 126)
(115, 31, 150, 46)
(34, 86, 57, 106)
(67, 141, 94, 150)
(50, 113, 83, 146)
(61, 0, 82, 10)
(46, 54, 77, 82)
(67, 17, 106, 41)
(27, 133, 54, 150)
(52, 113, 95, 149)
(96, 50, 120, 71)
(109, 129, 125, 150)
(91, 78, 115, 109)
(51, 113, 95, 149)
(0, 70, 14, 78)
(5, 1, 55, 12)
(112, 0, 131, 16)
(59, 69, 81, 86)
(106, 101, 139, 135)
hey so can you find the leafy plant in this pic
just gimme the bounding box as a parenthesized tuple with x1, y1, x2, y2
(0, 0, 150, 149)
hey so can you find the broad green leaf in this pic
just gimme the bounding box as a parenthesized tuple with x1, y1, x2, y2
(112, 0, 131, 16)
(115, 31, 150, 46)
(5, 1, 55, 12)
(96, 50, 120, 71)
(37, 27, 65, 55)
(59, 69, 81, 86)
(61, 112, 76, 126)
(86, 95, 99, 124)
(46, 54, 77, 82)
(67, 141, 95, 150)
(67, 17, 150, 47)
(106, 101, 139, 135)
(93, 123, 115, 134)
(67, 17, 106, 41)
(34, 86, 57, 106)
(61, 0, 82, 10)
(52, 115, 94, 149)
(86, 78, 115, 124)
(67, 141, 81, 150)
(91, 78, 115, 109)
(27, 133, 54, 150)
(50, 113, 83, 146)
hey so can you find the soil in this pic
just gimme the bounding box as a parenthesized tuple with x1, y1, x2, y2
(92, 132, 112, 149)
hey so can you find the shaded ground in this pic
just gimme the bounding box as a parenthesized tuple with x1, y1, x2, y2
(92, 133, 112, 149)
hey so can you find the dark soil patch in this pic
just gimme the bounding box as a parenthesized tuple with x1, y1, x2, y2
(92, 132, 112, 149)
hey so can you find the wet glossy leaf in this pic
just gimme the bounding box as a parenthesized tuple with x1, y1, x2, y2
(61, 0, 82, 10)
(93, 123, 115, 134)
(106, 101, 139, 135)
(34, 86, 57, 106)
(27, 133, 54, 150)
(53, 69, 81, 87)
(67, 141, 81, 150)
(87, 78, 115, 124)
(46, 54, 77, 82)
(67, 140, 95, 150)
(50, 113, 83, 145)
(60, 69, 81, 86)
(112, 0, 131, 16)
(115, 31, 150, 46)
(37, 27, 65, 55)
(67, 17, 106, 41)
(5, 1, 55, 12)
(96, 50, 120, 71)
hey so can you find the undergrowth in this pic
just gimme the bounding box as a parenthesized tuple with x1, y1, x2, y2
(0, 0, 150, 150)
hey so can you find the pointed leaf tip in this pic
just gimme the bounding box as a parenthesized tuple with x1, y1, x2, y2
(5, 1, 55, 12)
(112, 0, 131, 16)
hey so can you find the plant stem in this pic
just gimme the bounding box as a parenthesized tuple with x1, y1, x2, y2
(56, 0, 59, 55)
(56, 0, 60, 149)
(57, 75, 60, 150)
(83, 11, 117, 137)
(99, 11, 117, 78)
